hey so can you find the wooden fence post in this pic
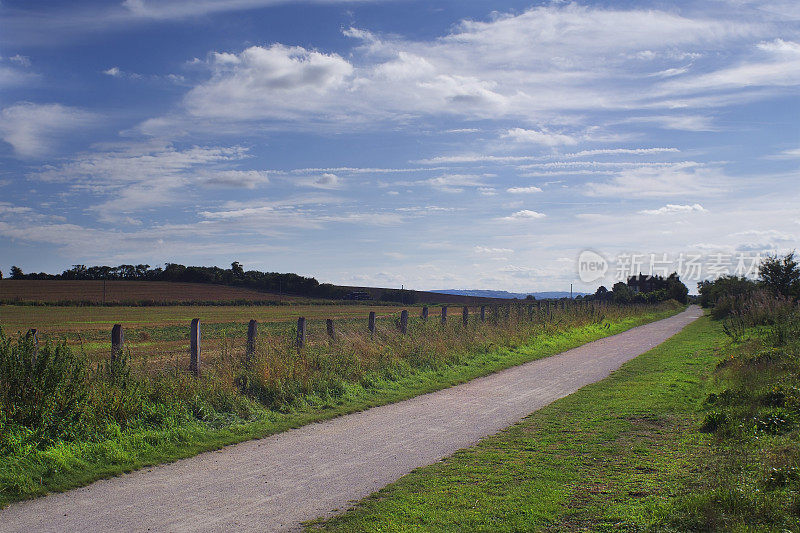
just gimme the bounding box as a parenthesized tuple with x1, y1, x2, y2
(400, 310, 408, 334)
(326, 318, 336, 339)
(462, 306, 469, 326)
(247, 320, 257, 361)
(480, 306, 486, 322)
(421, 306, 429, 320)
(296, 317, 306, 349)
(189, 318, 201, 376)
(111, 324, 123, 362)
(441, 306, 448, 325)
(368, 311, 376, 334)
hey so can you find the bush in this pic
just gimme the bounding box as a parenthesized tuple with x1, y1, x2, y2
(0, 328, 89, 446)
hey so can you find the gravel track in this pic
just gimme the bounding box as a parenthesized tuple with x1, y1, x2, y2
(0, 306, 702, 532)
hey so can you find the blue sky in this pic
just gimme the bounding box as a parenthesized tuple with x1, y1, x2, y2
(0, 0, 798, 293)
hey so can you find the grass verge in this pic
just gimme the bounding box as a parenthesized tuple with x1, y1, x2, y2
(310, 314, 725, 532)
(0, 306, 680, 508)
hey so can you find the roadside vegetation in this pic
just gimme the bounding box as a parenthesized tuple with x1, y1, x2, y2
(0, 300, 680, 507)
(312, 253, 800, 531)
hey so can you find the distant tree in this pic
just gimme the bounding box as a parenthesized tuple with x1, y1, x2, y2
(759, 252, 800, 299)
(666, 273, 689, 304)
(594, 285, 609, 300)
(612, 281, 632, 303)
(231, 261, 245, 281)
(525, 294, 536, 300)
(697, 275, 757, 308)
(10, 266, 24, 279)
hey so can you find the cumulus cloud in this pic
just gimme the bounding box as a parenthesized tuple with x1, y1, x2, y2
(0, 102, 96, 158)
(184, 44, 353, 120)
(639, 203, 708, 215)
(501, 210, 546, 220)
(310, 173, 341, 189)
(137, 3, 770, 132)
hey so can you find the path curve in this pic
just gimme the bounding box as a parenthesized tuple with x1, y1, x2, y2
(0, 306, 702, 532)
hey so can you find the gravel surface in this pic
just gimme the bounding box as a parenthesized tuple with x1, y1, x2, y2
(0, 306, 702, 532)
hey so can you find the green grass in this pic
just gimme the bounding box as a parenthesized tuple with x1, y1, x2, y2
(0, 306, 680, 508)
(310, 314, 725, 532)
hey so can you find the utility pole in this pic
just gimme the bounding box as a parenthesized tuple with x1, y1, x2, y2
(570, 283, 573, 299)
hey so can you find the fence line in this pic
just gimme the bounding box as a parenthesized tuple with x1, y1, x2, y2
(14, 300, 639, 375)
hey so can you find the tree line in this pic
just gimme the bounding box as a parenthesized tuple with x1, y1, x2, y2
(697, 252, 799, 317)
(1, 262, 350, 299)
(586, 272, 690, 304)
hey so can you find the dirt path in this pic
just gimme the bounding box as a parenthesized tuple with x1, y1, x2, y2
(0, 306, 702, 532)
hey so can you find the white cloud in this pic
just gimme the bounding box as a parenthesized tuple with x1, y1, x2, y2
(309, 173, 341, 189)
(0, 102, 96, 158)
(184, 44, 353, 120)
(507, 186, 542, 194)
(585, 163, 729, 198)
(136, 4, 770, 132)
(771, 147, 800, 159)
(623, 115, 716, 131)
(200, 170, 270, 188)
(502, 128, 578, 147)
(416, 148, 678, 165)
(0, 55, 36, 87)
(659, 39, 800, 95)
(122, 0, 382, 19)
(31, 140, 255, 221)
(474, 246, 513, 254)
(639, 203, 708, 215)
(104, 66, 121, 77)
(9, 55, 31, 67)
(502, 210, 546, 220)
(423, 173, 485, 192)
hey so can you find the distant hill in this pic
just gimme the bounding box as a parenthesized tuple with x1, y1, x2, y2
(431, 289, 588, 300)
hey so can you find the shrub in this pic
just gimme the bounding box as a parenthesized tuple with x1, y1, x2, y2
(0, 328, 89, 446)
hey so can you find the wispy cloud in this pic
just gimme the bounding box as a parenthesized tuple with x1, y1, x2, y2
(585, 163, 729, 198)
(507, 186, 542, 194)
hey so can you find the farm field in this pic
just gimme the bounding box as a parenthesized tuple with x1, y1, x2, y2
(0, 302, 406, 369)
(0, 280, 303, 304)
(0, 280, 508, 306)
